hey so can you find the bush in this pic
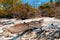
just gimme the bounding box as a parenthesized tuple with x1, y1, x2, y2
(0, 8, 13, 18)
(39, 3, 50, 9)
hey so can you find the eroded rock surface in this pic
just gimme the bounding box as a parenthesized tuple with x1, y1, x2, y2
(0, 17, 60, 40)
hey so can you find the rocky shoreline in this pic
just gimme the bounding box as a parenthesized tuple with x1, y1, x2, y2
(0, 17, 60, 40)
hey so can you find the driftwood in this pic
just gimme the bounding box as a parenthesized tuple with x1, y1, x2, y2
(10, 27, 37, 40)
(7, 19, 43, 34)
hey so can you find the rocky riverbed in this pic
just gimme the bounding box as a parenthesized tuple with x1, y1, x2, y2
(0, 17, 60, 40)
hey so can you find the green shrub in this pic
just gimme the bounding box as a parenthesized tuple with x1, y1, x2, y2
(39, 3, 50, 9)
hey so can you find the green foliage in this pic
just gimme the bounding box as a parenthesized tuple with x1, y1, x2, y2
(39, 3, 55, 17)
(0, 0, 22, 18)
(0, 8, 12, 18)
(13, 3, 38, 19)
(55, 0, 60, 2)
(50, 0, 53, 3)
(39, 3, 50, 9)
(55, 0, 60, 6)
(48, 8, 55, 17)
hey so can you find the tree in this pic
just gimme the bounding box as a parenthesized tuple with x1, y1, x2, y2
(2, 0, 13, 8)
(13, 0, 22, 10)
(55, 0, 60, 2)
(55, 0, 60, 6)
(50, 0, 53, 3)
